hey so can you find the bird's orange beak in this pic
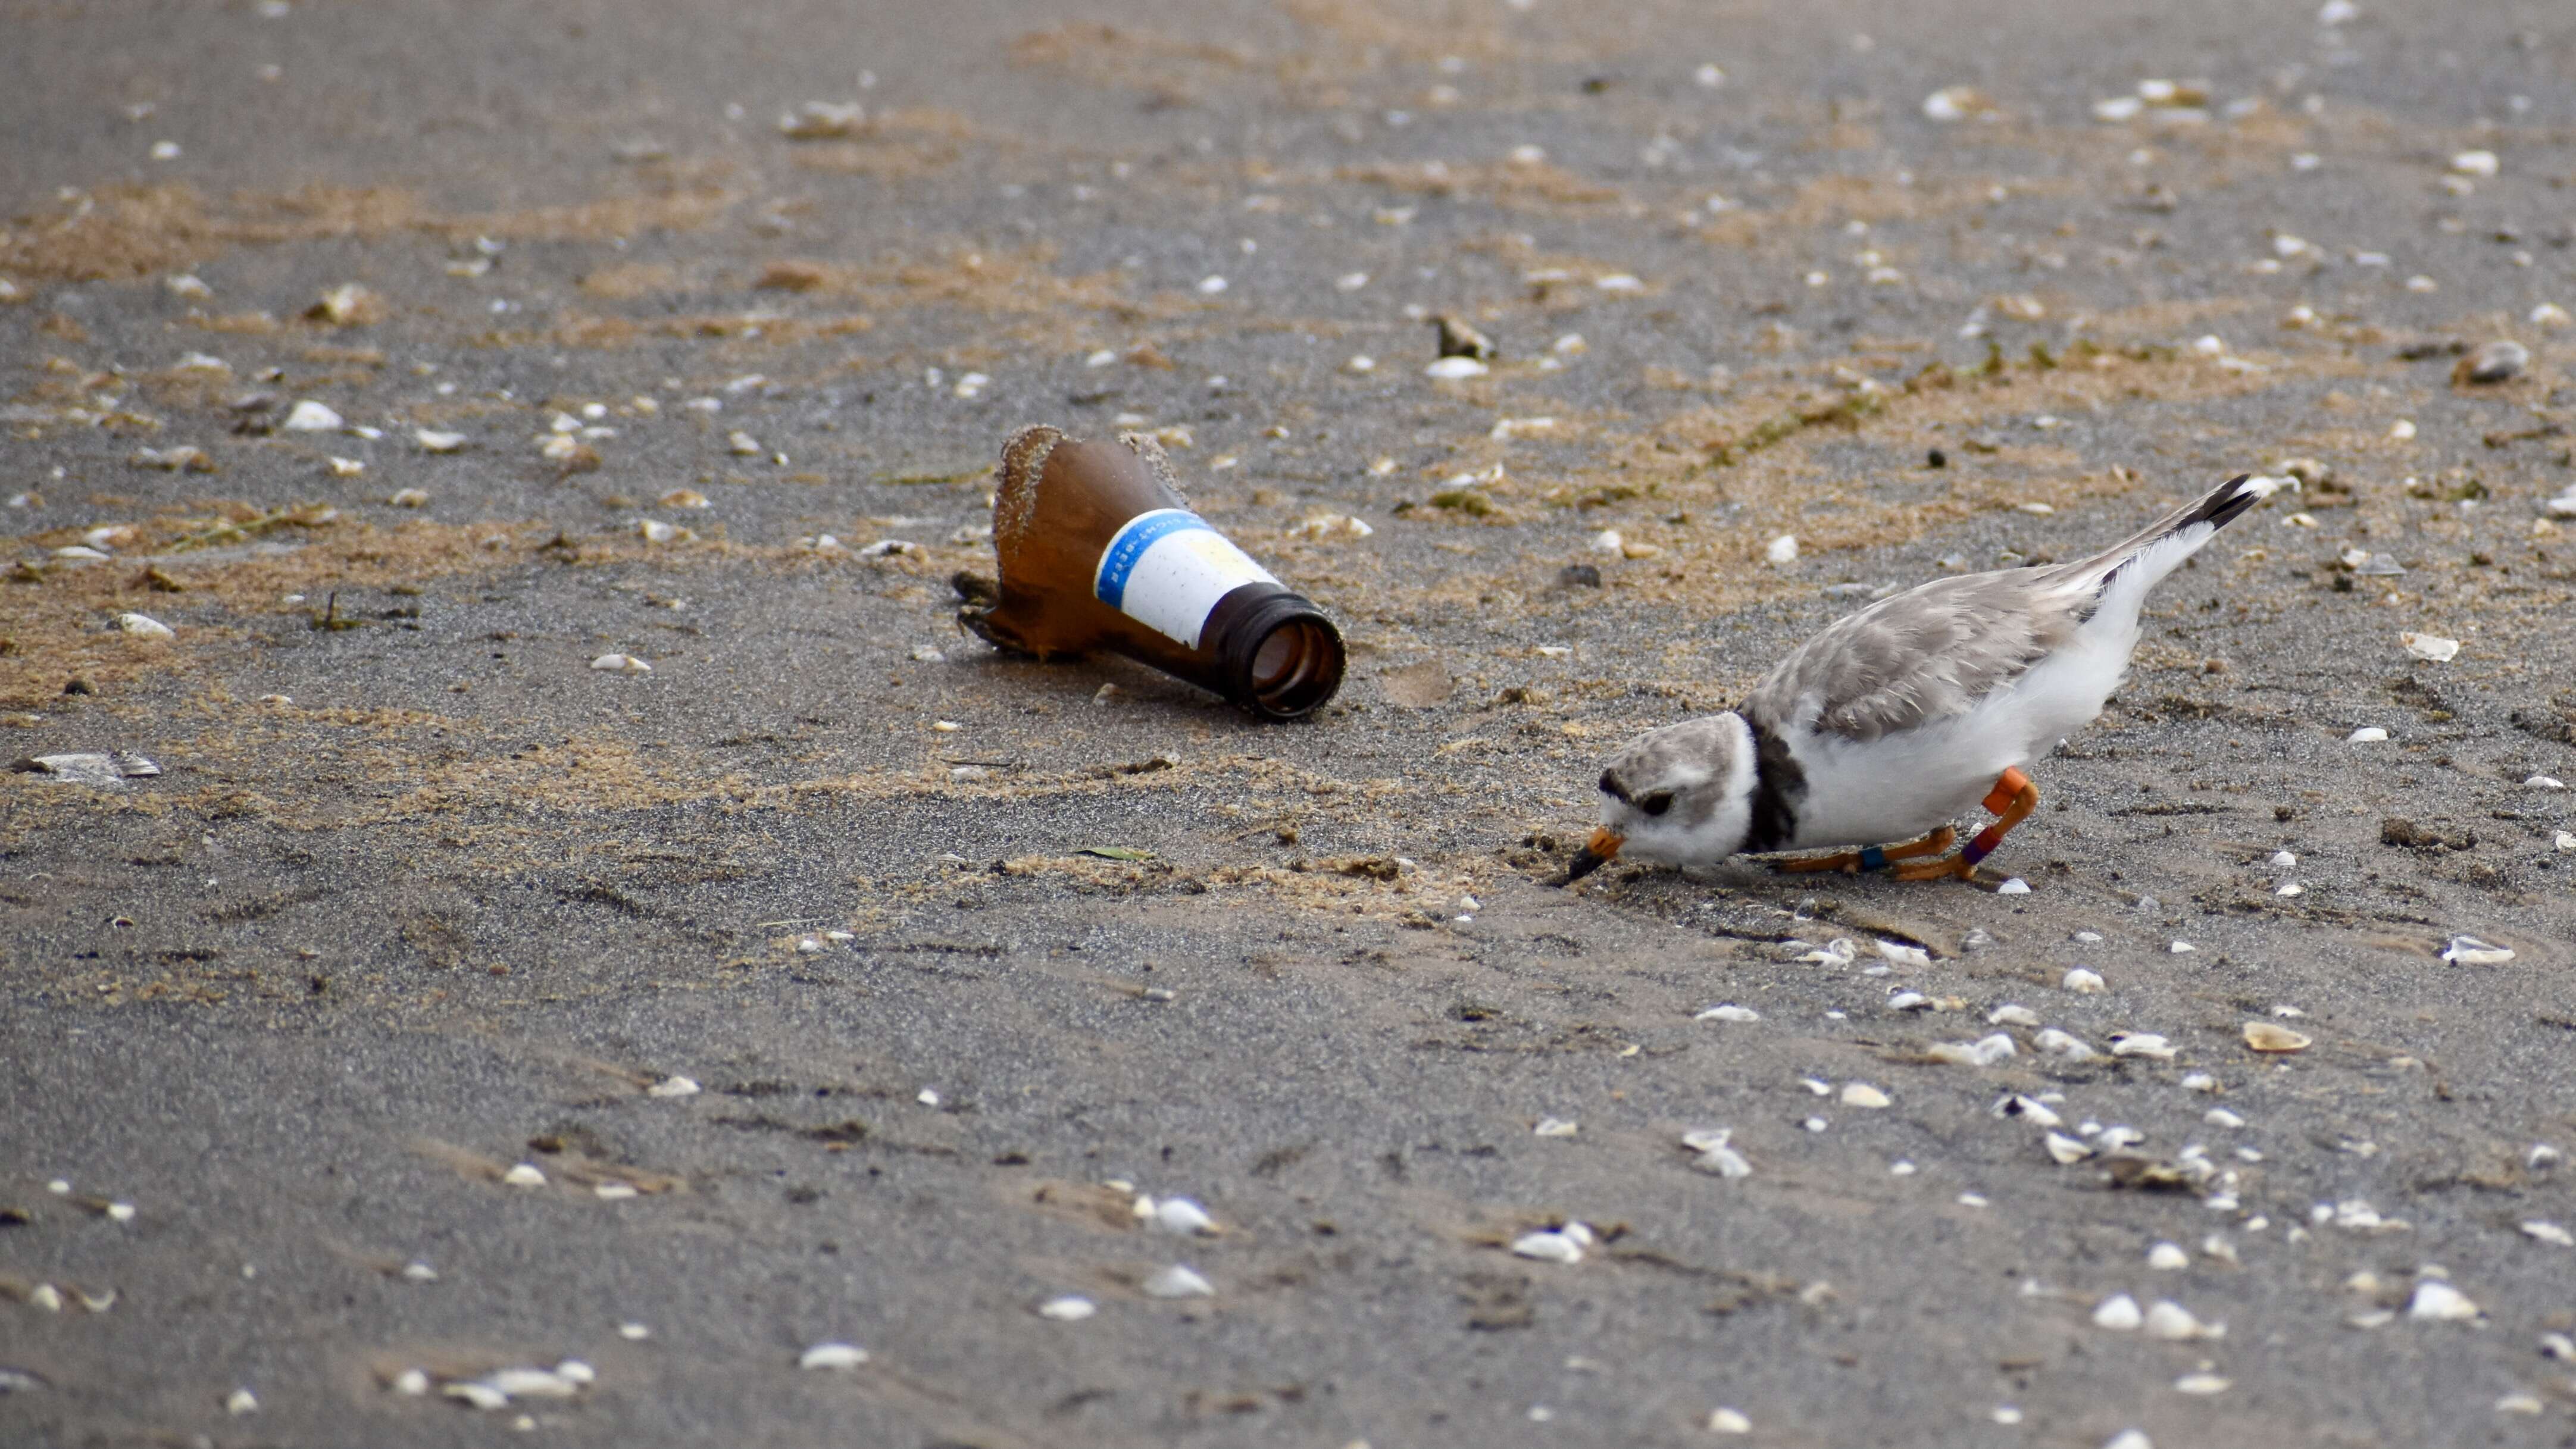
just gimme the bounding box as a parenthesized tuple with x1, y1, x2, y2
(1559, 827, 1624, 885)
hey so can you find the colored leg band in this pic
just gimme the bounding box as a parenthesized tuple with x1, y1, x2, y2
(1961, 825, 2005, 866)
(1857, 845, 1889, 871)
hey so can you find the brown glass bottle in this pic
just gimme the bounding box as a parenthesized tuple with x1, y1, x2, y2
(958, 424, 1345, 719)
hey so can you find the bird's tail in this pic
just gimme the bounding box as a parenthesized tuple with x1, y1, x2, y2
(2046, 472, 2289, 605)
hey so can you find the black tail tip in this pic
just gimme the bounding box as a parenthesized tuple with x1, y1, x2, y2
(2187, 472, 2270, 530)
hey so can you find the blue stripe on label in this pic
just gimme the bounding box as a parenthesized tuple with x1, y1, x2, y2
(1095, 509, 1214, 610)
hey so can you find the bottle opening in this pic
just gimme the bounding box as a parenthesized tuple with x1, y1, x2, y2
(1246, 617, 1342, 718)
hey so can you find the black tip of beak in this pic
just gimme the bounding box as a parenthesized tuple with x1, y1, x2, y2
(1556, 848, 1611, 887)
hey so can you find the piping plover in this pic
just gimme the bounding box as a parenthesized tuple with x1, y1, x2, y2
(1564, 472, 2286, 884)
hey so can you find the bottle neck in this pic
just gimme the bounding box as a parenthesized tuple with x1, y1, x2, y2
(1204, 586, 1345, 719)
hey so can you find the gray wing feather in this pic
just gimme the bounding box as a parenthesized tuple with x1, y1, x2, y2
(1743, 571, 2081, 743)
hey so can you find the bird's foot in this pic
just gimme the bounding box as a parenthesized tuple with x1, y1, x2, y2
(1890, 769, 2040, 882)
(1774, 827, 1956, 875)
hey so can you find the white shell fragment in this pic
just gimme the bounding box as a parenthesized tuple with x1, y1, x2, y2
(1696, 1004, 1760, 1022)
(484, 1367, 580, 1398)
(2144, 1300, 2223, 1340)
(2520, 1221, 2572, 1247)
(798, 1341, 870, 1370)
(2046, 1132, 2094, 1165)
(2450, 149, 2500, 178)
(2110, 1032, 2177, 1060)
(1511, 1230, 1586, 1265)
(2347, 727, 2389, 743)
(2034, 1029, 2096, 1061)
(1928, 1035, 2017, 1068)
(225, 1388, 259, 1415)
(2243, 1021, 2311, 1053)
(590, 653, 652, 675)
(1038, 1295, 1096, 1321)
(2147, 1242, 2189, 1270)
(501, 1163, 546, 1188)
(1993, 1094, 2062, 1128)
(2062, 969, 2106, 994)
(2092, 1293, 2143, 1330)
(648, 1075, 700, 1098)
(1988, 1004, 2040, 1027)
(1425, 356, 1490, 380)
(391, 1368, 430, 1396)
(1149, 1197, 1218, 1235)
(117, 613, 176, 640)
(2399, 633, 2459, 663)
(1708, 1407, 1752, 1435)
(2174, 1373, 2231, 1396)
(2406, 1281, 2480, 1322)
(2440, 935, 2514, 966)
(1683, 1129, 1752, 1179)
(443, 1381, 509, 1410)
(282, 399, 343, 431)
(415, 428, 467, 453)
(1840, 1082, 1892, 1109)
(1765, 534, 1799, 567)
(1533, 1118, 1579, 1138)
(1143, 1264, 1216, 1297)
(1875, 940, 1930, 969)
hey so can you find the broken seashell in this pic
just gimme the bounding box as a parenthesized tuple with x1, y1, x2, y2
(2061, 969, 2105, 994)
(1533, 1118, 1578, 1138)
(798, 1341, 869, 1370)
(117, 613, 175, 640)
(1511, 1230, 1585, 1265)
(589, 654, 652, 675)
(2347, 727, 2389, 743)
(1425, 356, 1489, 380)
(2046, 1132, 2093, 1165)
(1695, 1004, 1759, 1022)
(2092, 1292, 2143, 1329)
(2243, 1021, 2310, 1053)
(1038, 1295, 1096, 1320)
(2147, 1242, 2189, 1270)
(2519, 1221, 2572, 1247)
(443, 1381, 509, 1410)
(1994, 1094, 2062, 1128)
(415, 428, 466, 453)
(1840, 1082, 1892, 1109)
(2406, 1280, 2478, 1321)
(648, 1075, 699, 1098)
(2144, 1300, 2222, 1340)
(1151, 1198, 1217, 1235)
(1988, 1004, 2040, 1026)
(2174, 1373, 2230, 1395)
(2034, 1028, 2096, 1061)
(2110, 1032, 2176, 1060)
(1143, 1263, 1216, 1297)
(1875, 939, 1929, 969)
(281, 399, 343, 431)
(501, 1163, 546, 1188)
(2400, 632, 2459, 662)
(2440, 935, 2514, 966)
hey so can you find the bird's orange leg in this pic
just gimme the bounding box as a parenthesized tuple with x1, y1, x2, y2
(1893, 768, 2039, 881)
(1775, 827, 1958, 875)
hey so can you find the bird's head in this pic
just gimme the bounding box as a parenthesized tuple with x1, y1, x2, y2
(1561, 712, 1759, 883)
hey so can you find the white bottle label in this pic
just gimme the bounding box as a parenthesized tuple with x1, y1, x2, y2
(1094, 508, 1277, 649)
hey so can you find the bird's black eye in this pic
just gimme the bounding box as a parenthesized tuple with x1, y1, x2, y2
(1639, 791, 1675, 818)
